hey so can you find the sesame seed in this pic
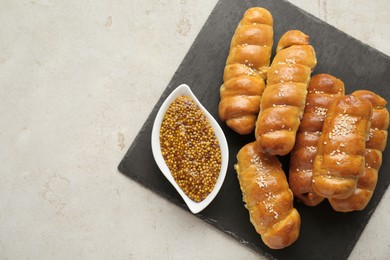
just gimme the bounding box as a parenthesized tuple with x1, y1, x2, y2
(285, 58, 296, 64)
(314, 107, 328, 117)
(251, 155, 267, 174)
(306, 146, 316, 153)
(329, 114, 358, 140)
(256, 175, 268, 188)
(368, 128, 374, 140)
(265, 192, 276, 199)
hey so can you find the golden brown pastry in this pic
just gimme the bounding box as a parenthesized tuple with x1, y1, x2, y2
(289, 74, 345, 206)
(312, 95, 373, 199)
(219, 7, 273, 134)
(236, 141, 300, 249)
(255, 30, 317, 155)
(329, 90, 389, 211)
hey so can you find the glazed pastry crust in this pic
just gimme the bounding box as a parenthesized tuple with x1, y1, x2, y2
(289, 74, 345, 206)
(312, 95, 373, 199)
(236, 141, 300, 249)
(219, 7, 273, 134)
(329, 90, 388, 211)
(255, 30, 317, 155)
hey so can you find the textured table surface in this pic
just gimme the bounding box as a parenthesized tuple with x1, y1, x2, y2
(1, 0, 389, 259)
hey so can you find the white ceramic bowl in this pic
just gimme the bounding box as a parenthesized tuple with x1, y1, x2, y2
(151, 84, 229, 214)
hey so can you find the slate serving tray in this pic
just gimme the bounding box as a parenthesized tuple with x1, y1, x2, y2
(118, 0, 390, 259)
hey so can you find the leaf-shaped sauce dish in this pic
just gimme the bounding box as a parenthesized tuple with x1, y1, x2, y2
(151, 84, 229, 214)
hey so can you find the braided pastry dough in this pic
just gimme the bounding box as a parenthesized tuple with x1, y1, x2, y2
(329, 90, 389, 211)
(312, 95, 373, 199)
(236, 141, 300, 249)
(289, 74, 345, 206)
(255, 30, 317, 155)
(219, 7, 273, 134)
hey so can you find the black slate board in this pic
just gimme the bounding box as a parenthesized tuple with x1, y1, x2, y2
(118, 0, 390, 259)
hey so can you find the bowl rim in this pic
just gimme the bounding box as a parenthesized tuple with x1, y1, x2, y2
(151, 84, 229, 214)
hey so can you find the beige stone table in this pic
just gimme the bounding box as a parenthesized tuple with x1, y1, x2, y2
(1, 0, 389, 259)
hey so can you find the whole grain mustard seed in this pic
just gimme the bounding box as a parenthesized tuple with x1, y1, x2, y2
(160, 95, 222, 202)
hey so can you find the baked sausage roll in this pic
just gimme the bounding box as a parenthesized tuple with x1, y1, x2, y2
(236, 141, 300, 249)
(289, 74, 345, 206)
(312, 95, 372, 199)
(255, 30, 317, 155)
(329, 90, 388, 211)
(219, 7, 273, 134)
